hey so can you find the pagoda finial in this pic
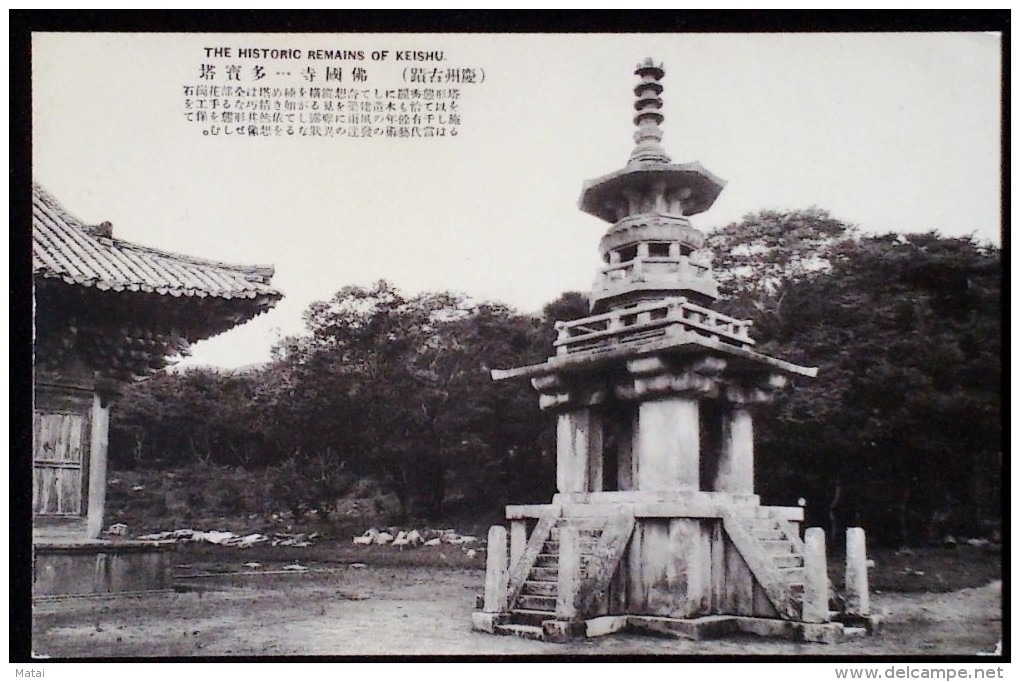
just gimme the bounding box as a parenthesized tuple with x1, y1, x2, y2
(629, 58, 671, 165)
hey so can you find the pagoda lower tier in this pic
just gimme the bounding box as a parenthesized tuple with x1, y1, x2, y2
(472, 495, 874, 644)
(473, 300, 874, 643)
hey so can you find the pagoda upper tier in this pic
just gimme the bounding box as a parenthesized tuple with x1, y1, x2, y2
(580, 59, 726, 314)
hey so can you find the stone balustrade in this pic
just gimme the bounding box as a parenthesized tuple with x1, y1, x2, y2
(597, 255, 711, 283)
(554, 296, 754, 356)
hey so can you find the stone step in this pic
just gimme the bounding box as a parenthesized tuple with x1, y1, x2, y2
(752, 529, 786, 541)
(748, 518, 781, 530)
(534, 553, 559, 567)
(517, 594, 557, 611)
(510, 608, 557, 627)
(521, 580, 557, 597)
(778, 567, 805, 583)
(494, 623, 545, 640)
(772, 553, 804, 568)
(544, 539, 598, 552)
(761, 539, 795, 553)
(788, 582, 805, 595)
(549, 527, 602, 540)
(531, 566, 558, 581)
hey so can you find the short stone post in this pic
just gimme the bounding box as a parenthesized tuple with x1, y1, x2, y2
(802, 527, 829, 623)
(845, 527, 870, 617)
(509, 520, 527, 570)
(483, 525, 508, 613)
(556, 525, 580, 621)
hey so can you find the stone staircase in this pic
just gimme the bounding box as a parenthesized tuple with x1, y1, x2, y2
(747, 517, 806, 608)
(478, 512, 857, 642)
(722, 513, 807, 621)
(495, 524, 603, 639)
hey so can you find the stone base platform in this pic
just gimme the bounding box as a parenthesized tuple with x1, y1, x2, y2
(472, 611, 869, 645)
(33, 539, 176, 599)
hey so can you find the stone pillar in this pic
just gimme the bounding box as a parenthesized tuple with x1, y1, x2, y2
(483, 525, 508, 613)
(556, 410, 602, 493)
(556, 525, 580, 620)
(635, 396, 699, 491)
(845, 527, 870, 616)
(616, 418, 636, 491)
(509, 520, 527, 569)
(714, 407, 754, 495)
(86, 394, 110, 539)
(588, 418, 604, 493)
(802, 527, 829, 623)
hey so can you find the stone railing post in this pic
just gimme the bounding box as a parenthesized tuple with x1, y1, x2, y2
(802, 527, 829, 623)
(483, 525, 508, 613)
(845, 527, 870, 617)
(510, 520, 527, 570)
(556, 525, 580, 620)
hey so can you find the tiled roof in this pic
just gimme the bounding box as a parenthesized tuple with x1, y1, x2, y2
(32, 183, 283, 301)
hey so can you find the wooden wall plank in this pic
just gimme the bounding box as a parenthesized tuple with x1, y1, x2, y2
(33, 412, 87, 517)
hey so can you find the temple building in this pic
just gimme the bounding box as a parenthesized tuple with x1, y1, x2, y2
(32, 182, 282, 596)
(473, 60, 873, 643)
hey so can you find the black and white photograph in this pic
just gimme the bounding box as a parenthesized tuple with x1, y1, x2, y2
(19, 21, 1004, 666)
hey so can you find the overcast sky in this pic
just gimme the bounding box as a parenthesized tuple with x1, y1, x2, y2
(32, 32, 1002, 369)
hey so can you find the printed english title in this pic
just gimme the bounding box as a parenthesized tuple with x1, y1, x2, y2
(202, 47, 445, 61)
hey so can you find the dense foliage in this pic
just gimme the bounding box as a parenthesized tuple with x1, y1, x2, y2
(110, 283, 589, 520)
(109, 211, 1000, 542)
(711, 211, 1001, 545)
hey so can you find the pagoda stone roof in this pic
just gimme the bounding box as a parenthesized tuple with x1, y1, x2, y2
(579, 160, 727, 221)
(32, 183, 282, 305)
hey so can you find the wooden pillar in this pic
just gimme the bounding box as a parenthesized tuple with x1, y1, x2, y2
(714, 407, 754, 494)
(845, 527, 870, 616)
(556, 410, 602, 493)
(483, 525, 508, 613)
(556, 525, 580, 620)
(86, 394, 110, 539)
(509, 520, 527, 569)
(635, 397, 699, 491)
(802, 527, 829, 623)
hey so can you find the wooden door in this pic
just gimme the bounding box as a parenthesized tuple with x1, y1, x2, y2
(33, 411, 89, 515)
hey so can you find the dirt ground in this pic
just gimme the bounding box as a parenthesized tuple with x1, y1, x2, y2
(31, 561, 1002, 658)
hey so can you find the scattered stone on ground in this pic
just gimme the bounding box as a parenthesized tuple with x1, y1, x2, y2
(351, 527, 483, 554)
(133, 529, 318, 548)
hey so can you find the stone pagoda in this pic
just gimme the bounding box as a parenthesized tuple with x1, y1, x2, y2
(472, 59, 873, 643)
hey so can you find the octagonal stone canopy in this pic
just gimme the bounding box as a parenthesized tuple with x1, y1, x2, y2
(579, 161, 727, 223)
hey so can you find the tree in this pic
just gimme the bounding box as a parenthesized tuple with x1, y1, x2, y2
(712, 218, 1002, 546)
(707, 207, 856, 340)
(109, 367, 268, 468)
(267, 281, 555, 520)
